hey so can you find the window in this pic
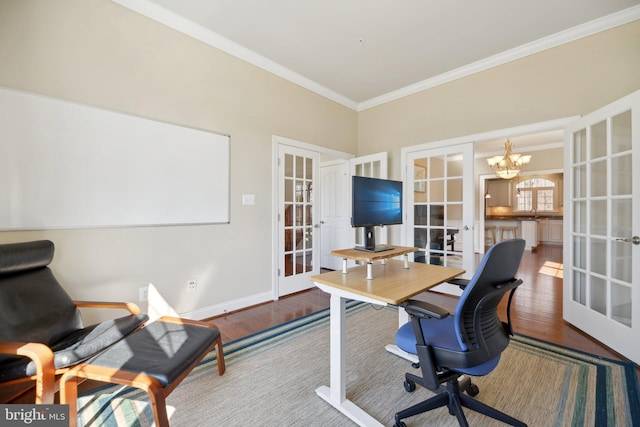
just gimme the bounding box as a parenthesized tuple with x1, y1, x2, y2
(515, 178, 557, 212)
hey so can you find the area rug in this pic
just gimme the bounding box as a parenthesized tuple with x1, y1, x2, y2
(76, 302, 640, 426)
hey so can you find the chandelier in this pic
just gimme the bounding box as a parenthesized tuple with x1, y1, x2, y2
(486, 140, 531, 180)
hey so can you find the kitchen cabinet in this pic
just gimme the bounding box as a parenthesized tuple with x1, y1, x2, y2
(486, 180, 512, 207)
(521, 221, 538, 251)
(538, 219, 563, 244)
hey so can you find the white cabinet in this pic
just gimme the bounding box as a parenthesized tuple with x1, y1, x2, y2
(538, 219, 563, 244)
(548, 220, 563, 243)
(521, 221, 538, 251)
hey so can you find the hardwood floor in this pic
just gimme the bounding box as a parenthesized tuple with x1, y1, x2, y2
(206, 244, 639, 379)
(6, 244, 635, 405)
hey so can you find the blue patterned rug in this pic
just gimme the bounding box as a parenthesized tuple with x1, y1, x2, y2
(77, 302, 640, 426)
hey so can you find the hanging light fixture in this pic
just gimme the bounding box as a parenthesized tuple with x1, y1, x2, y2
(486, 139, 532, 180)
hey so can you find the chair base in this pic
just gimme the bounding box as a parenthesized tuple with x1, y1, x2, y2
(394, 378, 527, 427)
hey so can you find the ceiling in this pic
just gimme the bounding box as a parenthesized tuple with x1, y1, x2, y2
(117, 0, 640, 111)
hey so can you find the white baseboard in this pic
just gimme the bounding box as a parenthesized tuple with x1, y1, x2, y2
(179, 291, 274, 320)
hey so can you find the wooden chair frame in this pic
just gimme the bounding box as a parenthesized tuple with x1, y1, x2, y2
(60, 316, 225, 427)
(0, 301, 143, 404)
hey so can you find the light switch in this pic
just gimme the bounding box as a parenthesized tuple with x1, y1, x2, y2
(242, 194, 255, 205)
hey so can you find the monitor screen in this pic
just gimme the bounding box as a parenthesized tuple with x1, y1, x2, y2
(351, 176, 403, 227)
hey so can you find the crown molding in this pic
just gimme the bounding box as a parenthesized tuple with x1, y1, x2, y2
(110, 0, 358, 110)
(357, 5, 640, 111)
(112, 1, 639, 112)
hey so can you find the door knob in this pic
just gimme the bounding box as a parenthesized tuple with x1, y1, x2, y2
(615, 236, 640, 245)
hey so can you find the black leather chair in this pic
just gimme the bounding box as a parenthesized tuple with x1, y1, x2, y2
(0, 240, 148, 403)
(394, 239, 527, 427)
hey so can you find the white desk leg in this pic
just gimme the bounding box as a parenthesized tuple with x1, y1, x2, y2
(330, 294, 346, 402)
(316, 294, 384, 426)
(366, 263, 373, 280)
(403, 254, 409, 269)
(342, 258, 348, 274)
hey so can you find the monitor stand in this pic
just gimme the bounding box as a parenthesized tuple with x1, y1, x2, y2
(354, 226, 394, 252)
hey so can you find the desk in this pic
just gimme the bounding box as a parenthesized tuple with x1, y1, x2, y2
(330, 245, 418, 279)
(311, 260, 464, 426)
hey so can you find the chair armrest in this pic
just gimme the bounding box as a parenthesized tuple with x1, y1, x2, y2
(447, 278, 470, 290)
(403, 299, 449, 320)
(0, 342, 55, 404)
(74, 300, 142, 315)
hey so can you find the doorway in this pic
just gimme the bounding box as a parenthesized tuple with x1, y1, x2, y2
(272, 136, 352, 298)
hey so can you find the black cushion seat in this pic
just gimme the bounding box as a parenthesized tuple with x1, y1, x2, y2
(0, 240, 148, 385)
(0, 313, 147, 383)
(84, 319, 221, 387)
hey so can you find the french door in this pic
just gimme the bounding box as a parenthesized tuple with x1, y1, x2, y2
(564, 90, 640, 364)
(405, 143, 475, 279)
(276, 142, 320, 297)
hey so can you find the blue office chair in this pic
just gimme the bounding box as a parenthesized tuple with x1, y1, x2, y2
(394, 238, 527, 427)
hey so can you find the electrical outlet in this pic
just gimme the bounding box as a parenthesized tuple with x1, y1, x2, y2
(139, 286, 148, 301)
(187, 278, 197, 293)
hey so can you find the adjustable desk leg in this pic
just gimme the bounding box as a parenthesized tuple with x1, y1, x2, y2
(316, 293, 384, 426)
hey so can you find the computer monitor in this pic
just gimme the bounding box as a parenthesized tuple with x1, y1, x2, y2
(351, 176, 403, 251)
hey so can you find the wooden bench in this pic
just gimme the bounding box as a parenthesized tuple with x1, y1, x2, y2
(60, 316, 225, 427)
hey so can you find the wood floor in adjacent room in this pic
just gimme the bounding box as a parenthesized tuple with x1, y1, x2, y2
(207, 244, 640, 379)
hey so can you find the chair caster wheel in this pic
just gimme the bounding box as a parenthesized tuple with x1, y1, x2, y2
(466, 383, 480, 397)
(404, 379, 416, 392)
(394, 420, 407, 427)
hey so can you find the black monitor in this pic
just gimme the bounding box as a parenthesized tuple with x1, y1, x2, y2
(351, 176, 403, 251)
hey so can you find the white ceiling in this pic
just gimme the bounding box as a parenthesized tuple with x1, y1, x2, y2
(116, 0, 640, 111)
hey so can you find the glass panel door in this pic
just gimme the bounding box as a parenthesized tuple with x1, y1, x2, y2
(278, 144, 319, 297)
(564, 90, 640, 364)
(407, 143, 474, 275)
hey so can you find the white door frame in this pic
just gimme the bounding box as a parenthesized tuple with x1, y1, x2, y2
(271, 135, 353, 300)
(401, 116, 578, 268)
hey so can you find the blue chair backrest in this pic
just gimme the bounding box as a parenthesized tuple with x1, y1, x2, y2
(453, 239, 525, 353)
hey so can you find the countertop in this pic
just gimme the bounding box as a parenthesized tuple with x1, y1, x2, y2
(485, 216, 563, 221)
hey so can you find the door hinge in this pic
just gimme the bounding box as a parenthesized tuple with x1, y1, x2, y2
(278, 268, 281, 276)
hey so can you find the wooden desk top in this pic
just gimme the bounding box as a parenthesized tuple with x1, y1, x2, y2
(311, 260, 465, 305)
(330, 245, 418, 263)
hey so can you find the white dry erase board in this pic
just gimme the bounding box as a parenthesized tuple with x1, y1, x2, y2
(0, 87, 230, 230)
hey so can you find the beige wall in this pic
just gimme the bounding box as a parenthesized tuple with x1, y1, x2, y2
(1, 0, 639, 321)
(0, 0, 357, 321)
(358, 21, 640, 180)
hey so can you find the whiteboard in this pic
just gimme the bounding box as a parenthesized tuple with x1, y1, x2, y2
(0, 87, 230, 230)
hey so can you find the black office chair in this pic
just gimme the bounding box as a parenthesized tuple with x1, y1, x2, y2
(394, 238, 527, 427)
